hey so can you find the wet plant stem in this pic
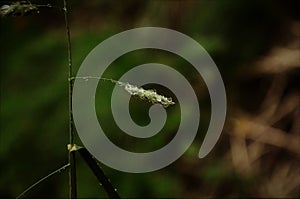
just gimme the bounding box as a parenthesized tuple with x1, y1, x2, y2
(63, 0, 77, 198)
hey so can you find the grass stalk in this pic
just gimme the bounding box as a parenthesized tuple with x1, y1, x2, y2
(62, 0, 77, 198)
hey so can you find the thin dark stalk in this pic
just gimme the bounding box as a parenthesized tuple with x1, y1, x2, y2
(63, 0, 77, 198)
(78, 148, 121, 199)
(16, 164, 70, 199)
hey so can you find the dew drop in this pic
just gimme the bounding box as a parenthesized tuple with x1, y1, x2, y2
(157, 96, 162, 102)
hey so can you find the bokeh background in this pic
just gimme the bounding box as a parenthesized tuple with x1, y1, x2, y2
(1, 0, 299, 198)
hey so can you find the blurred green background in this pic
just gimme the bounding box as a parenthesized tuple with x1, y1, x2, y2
(1, 0, 299, 198)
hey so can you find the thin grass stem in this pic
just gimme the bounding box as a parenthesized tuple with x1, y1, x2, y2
(63, 0, 77, 198)
(16, 164, 70, 199)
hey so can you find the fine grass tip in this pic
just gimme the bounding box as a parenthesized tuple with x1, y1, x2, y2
(0, 1, 58, 17)
(72, 76, 176, 108)
(1, 2, 39, 17)
(123, 82, 175, 108)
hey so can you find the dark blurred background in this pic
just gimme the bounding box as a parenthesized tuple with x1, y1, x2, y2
(1, 0, 299, 198)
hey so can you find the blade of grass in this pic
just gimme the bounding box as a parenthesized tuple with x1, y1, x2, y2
(16, 163, 70, 199)
(77, 147, 121, 199)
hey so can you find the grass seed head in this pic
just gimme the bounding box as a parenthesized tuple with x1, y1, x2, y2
(124, 83, 175, 108)
(1, 2, 39, 17)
